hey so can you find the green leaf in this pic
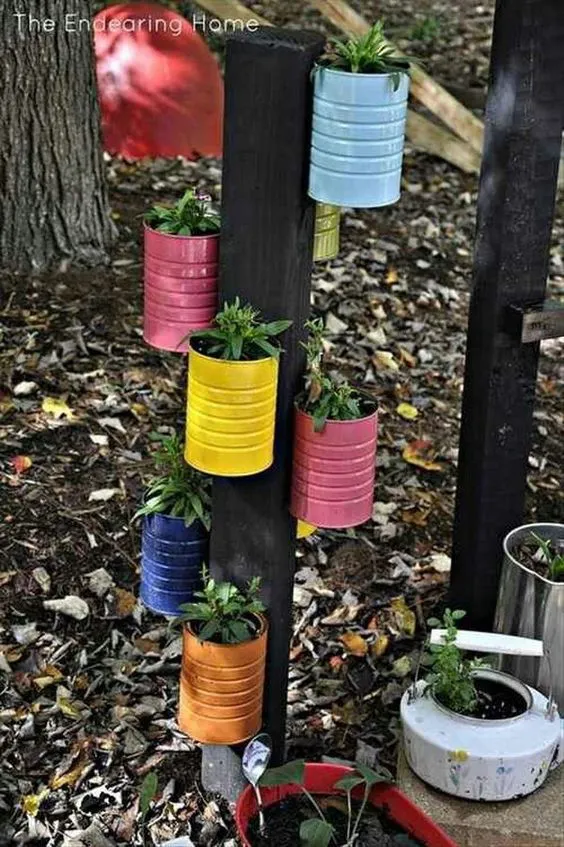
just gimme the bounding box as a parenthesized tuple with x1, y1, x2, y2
(299, 818, 335, 847)
(139, 771, 158, 815)
(354, 762, 393, 786)
(333, 775, 365, 792)
(260, 759, 306, 787)
(198, 620, 219, 642)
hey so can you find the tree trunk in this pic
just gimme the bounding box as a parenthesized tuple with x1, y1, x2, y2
(0, 1, 114, 272)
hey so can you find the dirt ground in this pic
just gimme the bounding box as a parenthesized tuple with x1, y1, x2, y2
(0, 1, 563, 845)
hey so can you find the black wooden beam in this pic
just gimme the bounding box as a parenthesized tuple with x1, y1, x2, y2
(201, 27, 324, 797)
(450, 0, 564, 629)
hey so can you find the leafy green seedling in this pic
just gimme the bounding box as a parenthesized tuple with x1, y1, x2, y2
(134, 432, 211, 530)
(530, 531, 564, 582)
(179, 565, 266, 644)
(424, 609, 489, 715)
(323, 20, 414, 89)
(260, 759, 393, 846)
(298, 318, 369, 432)
(190, 297, 292, 361)
(144, 188, 220, 236)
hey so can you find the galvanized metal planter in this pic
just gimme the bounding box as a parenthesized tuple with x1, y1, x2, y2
(401, 631, 563, 802)
(143, 226, 219, 353)
(308, 67, 409, 209)
(290, 407, 378, 528)
(140, 514, 208, 616)
(185, 345, 278, 477)
(494, 523, 564, 710)
(178, 615, 268, 745)
(313, 203, 340, 262)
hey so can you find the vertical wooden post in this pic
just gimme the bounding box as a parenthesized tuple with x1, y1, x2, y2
(201, 27, 324, 799)
(450, 0, 564, 629)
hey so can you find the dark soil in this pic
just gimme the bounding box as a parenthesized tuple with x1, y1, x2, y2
(247, 794, 422, 847)
(438, 677, 528, 720)
(512, 536, 564, 583)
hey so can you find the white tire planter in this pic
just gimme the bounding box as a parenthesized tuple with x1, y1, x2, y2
(401, 631, 563, 801)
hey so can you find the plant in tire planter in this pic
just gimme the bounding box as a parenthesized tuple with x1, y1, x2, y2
(134, 432, 211, 616)
(494, 522, 564, 712)
(185, 298, 292, 476)
(143, 188, 220, 353)
(290, 318, 377, 529)
(236, 761, 458, 847)
(401, 610, 563, 801)
(177, 568, 268, 744)
(309, 21, 413, 209)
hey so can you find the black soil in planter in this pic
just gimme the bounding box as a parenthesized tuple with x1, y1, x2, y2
(437, 677, 528, 720)
(247, 795, 423, 847)
(512, 536, 564, 582)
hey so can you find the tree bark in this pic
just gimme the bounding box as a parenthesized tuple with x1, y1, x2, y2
(0, 1, 114, 272)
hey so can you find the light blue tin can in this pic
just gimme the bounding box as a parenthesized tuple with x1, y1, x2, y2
(308, 67, 409, 208)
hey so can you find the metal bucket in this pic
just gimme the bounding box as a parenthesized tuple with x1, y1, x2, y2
(308, 67, 409, 208)
(140, 515, 208, 616)
(143, 227, 219, 353)
(290, 407, 378, 528)
(494, 523, 564, 710)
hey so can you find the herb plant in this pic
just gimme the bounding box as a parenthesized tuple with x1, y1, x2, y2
(424, 609, 488, 715)
(260, 759, 393, 847)
(323, 20, 413, 88)
(179, 566, 266, 644)
(530, 531, 564, 582)
(190, 297, 292, 361)
(298, 318, 366, 432)
(134, 432, 211, 530)
(144, 188, 220, 236)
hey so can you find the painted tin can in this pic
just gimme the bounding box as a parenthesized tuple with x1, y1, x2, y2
(140, 515, 208, 616)
(178, 615, 267, 744)
(494, 523, 564, 710)
(308, 67, 409, 208)
(143, 227, 219, 353)
(313, 203, 340, 262)
(290, 407, 378, 528)
(185, 345, 278, 476)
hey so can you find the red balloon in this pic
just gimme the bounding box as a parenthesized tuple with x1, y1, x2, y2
(94, 3, 223, 159)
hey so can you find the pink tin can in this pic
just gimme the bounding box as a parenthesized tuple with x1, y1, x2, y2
(290, 407, 378, 529)
(143, 226, 219, 353)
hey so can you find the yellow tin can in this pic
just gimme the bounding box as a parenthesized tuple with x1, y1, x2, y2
(186, 346, 278, 476)
(313, 203, 340, 262)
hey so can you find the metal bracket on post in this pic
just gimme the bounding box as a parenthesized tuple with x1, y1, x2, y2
(508, 301, 564, 343)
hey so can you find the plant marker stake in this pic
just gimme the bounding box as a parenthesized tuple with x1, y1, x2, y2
(242, 734, 273, 834)
(200, 27, 325, 802)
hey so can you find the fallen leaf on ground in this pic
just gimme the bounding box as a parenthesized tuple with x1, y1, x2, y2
(21, 789, 49, 817)
(371, 634, 390, 658)
(429, 553, 452, 573)
(44, 595, 89, 620)
(41, 396, 75, 420)
(392, 655, 412, 677)
(10, 455, 32, 473)
(111, 588, 137, 618)
(340, 631, 368, 657)
(373, 350, 400, 372)
(396, 403, 419, 421)
(88, 487, 121, 502)
(390, 596, 416, 637)
(0, 571, 17, 587)
(402, 440, 443, 472)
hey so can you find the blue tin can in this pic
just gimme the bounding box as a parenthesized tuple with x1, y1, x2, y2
(140, 514, 208, 616)
(308, 67, 409, 208)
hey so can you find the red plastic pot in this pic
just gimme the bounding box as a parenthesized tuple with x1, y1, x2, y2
(143, 227, 219, 353)
(290, 408, 378, 528)
(236, 763, 458, 847)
